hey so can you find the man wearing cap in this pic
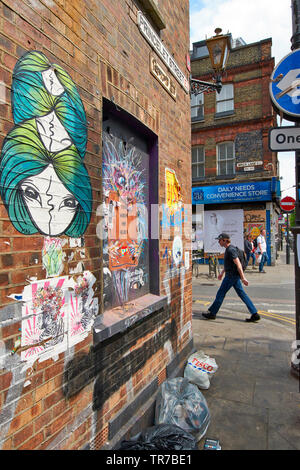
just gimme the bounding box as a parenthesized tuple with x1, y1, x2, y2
(202, 233, 260, 322)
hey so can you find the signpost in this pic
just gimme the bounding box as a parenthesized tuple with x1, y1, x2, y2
(280, 196, 295, 265)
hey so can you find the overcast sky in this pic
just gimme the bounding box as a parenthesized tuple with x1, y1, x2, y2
(190, 0, 296, 198)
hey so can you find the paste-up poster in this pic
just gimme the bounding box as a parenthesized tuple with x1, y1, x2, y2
(204, 209, 244, 253)
(20, 272, 98, 363)
(21, 276, 69, 362)
(68, 271, 98, 347)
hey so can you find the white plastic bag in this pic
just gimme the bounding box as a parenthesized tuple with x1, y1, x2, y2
(184, 350, 218, 389)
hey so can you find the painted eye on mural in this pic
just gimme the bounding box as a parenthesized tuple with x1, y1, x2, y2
(129, 178, 136, 188)
(59, 196, 78, 210)
(118, 176, 126, 187)
(21, 184, 42, 207)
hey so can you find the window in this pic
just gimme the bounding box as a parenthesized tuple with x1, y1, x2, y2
(191, 93, 204, 121)
(192, 146, 205, 179)
(217, 142, 235, 176)
(216, 83, 234, 114)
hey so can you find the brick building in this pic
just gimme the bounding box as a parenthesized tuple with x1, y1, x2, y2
(191, 36, 281, 264)
(0, 0, 192, 449)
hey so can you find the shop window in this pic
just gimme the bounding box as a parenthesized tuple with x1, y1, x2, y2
(216, 83, 234, 116)
(191, 93, 204, 122)
(192, 146, 205, 179)
(217, 142, 235, 176)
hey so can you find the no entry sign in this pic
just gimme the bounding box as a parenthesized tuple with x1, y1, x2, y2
(280, 196, 296, 212)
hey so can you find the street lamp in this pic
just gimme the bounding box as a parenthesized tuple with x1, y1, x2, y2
(190, 28, 231, 96)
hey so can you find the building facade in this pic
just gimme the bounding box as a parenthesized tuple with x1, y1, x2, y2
(191, 36, 280, 264)
(0, 0, 192, 449)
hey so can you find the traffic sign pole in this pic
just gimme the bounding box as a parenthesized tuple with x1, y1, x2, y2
(287, 213, 290, 265)
(280, 197, 295, 265)
(291, 0, 300, 380)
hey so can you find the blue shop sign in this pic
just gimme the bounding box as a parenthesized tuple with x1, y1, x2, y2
(192, 180, 273, 205)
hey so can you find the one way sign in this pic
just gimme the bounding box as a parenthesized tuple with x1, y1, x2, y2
(269, 126, 300, 151)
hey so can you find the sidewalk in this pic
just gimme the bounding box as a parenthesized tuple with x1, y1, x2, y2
(192, 251, 300, 450)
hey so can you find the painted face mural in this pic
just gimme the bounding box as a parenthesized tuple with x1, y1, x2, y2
(20, 165, 79, 236)
(0, 50, 92, 237)
(102, 131, 149, 309)
(0, 51, 98, 366)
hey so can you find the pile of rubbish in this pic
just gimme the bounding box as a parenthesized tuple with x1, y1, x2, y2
(120, 350, 218, 451)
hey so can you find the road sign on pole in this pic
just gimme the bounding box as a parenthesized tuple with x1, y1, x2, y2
(269, 126, 300, 151)
(269, 48, 300, 122)
(280, 196, 296, 212)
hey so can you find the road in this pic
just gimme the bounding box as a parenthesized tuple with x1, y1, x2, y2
(192, 251, 296, 329)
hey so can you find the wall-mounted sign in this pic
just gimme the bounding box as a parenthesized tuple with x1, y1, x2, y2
(138, 11, 189, 93)
(236, 161, 263, 172)
(150, 55, 176, 100)
(186, 53, 191, 72)
(192, 180, 273, 205)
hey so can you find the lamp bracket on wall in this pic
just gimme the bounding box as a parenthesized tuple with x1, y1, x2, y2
(190, 76, 222, 96)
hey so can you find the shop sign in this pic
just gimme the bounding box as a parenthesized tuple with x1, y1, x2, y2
(192, 180, 272, 205)
(150, 55, 176, 100)
(138, 11, 189, 93)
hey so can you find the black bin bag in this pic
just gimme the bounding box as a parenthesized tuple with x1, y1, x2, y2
(120, 424, 198, 450)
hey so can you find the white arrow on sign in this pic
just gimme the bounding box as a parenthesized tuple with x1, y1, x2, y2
(275, 69, 300, 100)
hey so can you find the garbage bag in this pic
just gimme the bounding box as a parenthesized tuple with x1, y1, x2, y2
(184, 350, 218, 389)
(155, 377, 210, 441)
(120, 424, 197, 450)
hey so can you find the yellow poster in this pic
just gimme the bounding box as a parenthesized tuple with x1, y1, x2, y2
(165, 168, 182, 214)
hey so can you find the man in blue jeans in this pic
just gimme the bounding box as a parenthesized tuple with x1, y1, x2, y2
(256, 229, 268, 273)
(202, 233, 260, 322)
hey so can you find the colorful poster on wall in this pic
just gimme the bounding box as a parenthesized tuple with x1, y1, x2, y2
(244, 210, 265, 239)
(165, 168, 182, 215)
(204, 209, 244, 253)
(21, 276, 69, 362)
(20, 272, 98, 364)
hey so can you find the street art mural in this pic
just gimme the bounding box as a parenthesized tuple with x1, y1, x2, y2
(0, 50, 97, 367)
(162, 169, 192, 344)
(0, 50, 92, 238)
(102, 131, 149, 309)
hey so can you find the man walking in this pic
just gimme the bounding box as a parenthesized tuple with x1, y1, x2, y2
(202, 233, 260, 322)
(244, 234, 256, 269)
(256, 229, 268, 273)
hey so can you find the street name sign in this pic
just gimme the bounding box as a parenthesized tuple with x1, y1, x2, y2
(280, 196, 296, 212)
(269, 49, 300, 121)
(269, 126, 300, 151)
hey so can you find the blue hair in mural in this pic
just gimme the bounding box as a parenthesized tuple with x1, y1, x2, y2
(0, 50, 92, 237)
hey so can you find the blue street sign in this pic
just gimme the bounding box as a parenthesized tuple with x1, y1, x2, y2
(192, 180, 273, 205)
(270, 49, 300, 121)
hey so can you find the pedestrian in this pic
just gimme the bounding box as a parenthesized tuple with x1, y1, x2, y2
(202, 233, 260, 322)
(256, 229, 268, 273)
(244, 234, 256, 269)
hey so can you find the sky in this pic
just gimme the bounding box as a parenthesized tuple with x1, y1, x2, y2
(190, 0, 296, 198)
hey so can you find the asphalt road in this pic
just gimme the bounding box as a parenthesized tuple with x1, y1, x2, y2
(192, 255, 296, 329)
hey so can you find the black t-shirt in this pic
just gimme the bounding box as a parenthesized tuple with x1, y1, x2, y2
(224, 244, 239, 275)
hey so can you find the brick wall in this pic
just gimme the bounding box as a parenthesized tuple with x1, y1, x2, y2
(0, 0, 191, 449)
(191, 37, 277, 183)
